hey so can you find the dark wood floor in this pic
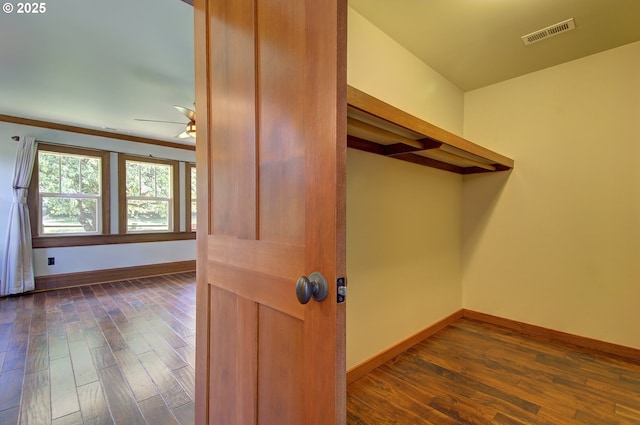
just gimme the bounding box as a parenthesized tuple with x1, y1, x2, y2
(3, 274, 640, 424)
(347, 318, 640, 425)
(0, 272, 195, 425)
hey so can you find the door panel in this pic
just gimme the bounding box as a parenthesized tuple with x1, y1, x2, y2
(257, 0, 305, 244)
(194, 0, 347, 423)
(208, 287, 257, 424)
(209, 0, 257, 240)
(258, 306, 304, 424)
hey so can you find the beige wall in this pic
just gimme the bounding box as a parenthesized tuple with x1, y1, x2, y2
(462, 41, 640, 349)
(347, 8, 463, 133)
(346, 8, 465, 369)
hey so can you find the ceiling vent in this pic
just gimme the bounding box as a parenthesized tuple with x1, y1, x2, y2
(521, 18, 575, 46)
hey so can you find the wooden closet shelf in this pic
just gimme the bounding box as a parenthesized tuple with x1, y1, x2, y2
(347, 86, 514, 174)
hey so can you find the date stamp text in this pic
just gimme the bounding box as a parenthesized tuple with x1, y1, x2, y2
(3, 2, 47, 14)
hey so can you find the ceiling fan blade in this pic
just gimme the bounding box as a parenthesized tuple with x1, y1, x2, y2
(176, 131, 192, 139)
(174, 105, 196, 122)
(135, 118, 186, 124)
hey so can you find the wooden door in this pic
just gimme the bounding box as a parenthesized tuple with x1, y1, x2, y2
(193, 0, 347, 424)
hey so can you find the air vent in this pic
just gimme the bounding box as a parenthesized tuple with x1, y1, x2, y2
(521, 18, 575, 46)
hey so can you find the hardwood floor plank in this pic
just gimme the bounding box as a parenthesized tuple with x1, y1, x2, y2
(616, 403, 640, 421)
(174, 344, 195, 369)
(60, 302, 79, 324)
(0, 406, 19, 425)
(492, 412, 527, 425)
(90, 345, 117, 370)
(48, 330, 70, 361)
(25, 333, 49, 373)
(172, 366, 195, 399)
(51, 411, 83, 425)
(83, 326, 108, 350)
(111, 347, 158, 402)
(0, 368, 24, 412)
(102, 327, 127, 352)
(120, 330, 152, 355)
(0, 322, 13, 352)
(29, 300, 46, 335)
(69, 340, 99, 387)
(65, 322, 85, 344)
(77, 380, 114, 425)
(137, 394, 179, 425)
(98, 365, 146, 425)
(3, 316, 29, 372)
(50, 356, 80, 420)
(348, 372, 459, 424)
(19, 369, 51, 425)
(136, 350, 192, 409)
(171, 401, 194, 425)
(347, 387, 436, 424)
(141, 331, 188, 372)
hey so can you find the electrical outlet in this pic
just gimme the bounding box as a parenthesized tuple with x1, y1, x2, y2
(47, 257, 55, 266)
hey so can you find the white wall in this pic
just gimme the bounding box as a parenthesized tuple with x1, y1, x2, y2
(462, 41, 640, 349)
(32, 241, 195, 275)
(0, 121, 196, 277)
(346, 8, 465, 369)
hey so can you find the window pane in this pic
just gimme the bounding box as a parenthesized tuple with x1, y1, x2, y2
(80, 157, 101, 195)
(191, 201, 197, 231)
(124, 159, 173, 233)
(42, 197, 98, 234)
(140, 163, 156, 197)
(126, 161, 140, 196)
(39, 152, 61, 193)
(190, 168, 197, 199)
(155, 165, 171, 198)
(127, 199, 170, 232)
(60, 156, 81, 194)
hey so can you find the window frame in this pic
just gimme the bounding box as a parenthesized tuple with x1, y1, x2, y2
(186, 163, 196, 232)
(118, 153, 180, 234)
(29, 143, 110, 238)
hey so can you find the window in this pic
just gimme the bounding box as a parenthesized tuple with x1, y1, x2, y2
(119, 154, 179, 233)
(186, 164, 197, 231)
(32, 144, 109, 236)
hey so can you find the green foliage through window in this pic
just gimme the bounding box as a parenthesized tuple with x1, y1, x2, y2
(126, 160, 173, 232)
(38, 151, 101, 235)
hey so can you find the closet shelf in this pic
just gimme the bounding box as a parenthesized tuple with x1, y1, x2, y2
(347, 86, 514, 174)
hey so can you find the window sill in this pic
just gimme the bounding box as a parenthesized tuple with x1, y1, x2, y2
(32, 231, 196, 249)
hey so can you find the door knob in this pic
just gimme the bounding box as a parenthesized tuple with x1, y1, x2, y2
(296, 272, 328, 304)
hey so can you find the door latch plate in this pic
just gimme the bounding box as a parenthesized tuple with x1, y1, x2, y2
(337, 277, 346, 303)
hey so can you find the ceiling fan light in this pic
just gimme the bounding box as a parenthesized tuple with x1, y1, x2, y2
(186, 122, 196, 137)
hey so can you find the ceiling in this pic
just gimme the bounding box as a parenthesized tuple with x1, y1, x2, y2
(0, 0, 195, 143)
(1, 0, 639, 142)
(349, 0, 640, 91)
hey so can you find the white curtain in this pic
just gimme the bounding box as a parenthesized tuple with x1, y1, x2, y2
(1, 136, 38, 296)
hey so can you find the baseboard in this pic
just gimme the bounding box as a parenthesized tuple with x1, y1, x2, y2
(346, 309, 464, 384)
(34, 260, 196, 291)
(462, 309, 640, 362)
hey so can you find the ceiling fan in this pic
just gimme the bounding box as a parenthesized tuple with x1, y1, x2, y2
(135, 105, 196, 139)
